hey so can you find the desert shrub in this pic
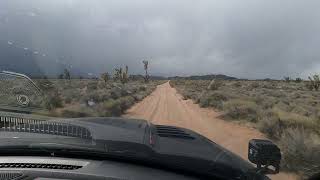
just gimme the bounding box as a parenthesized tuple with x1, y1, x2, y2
(133, 94, 145, 101)
(110, 87, 122, 99)
(44, 93, 63, 110)
(36, 79, 55, 91)
(99, 92, 112, 102)
(279, 128, 320, 178)
(169, 81, 176, 87)
(250, 82, 260, 88)
(266, 90, 285, 98)
(118, 96, 135, 110)
(290, 104, 312, 117)
(103, 99, 122, 116)
(139, 85, 147, 91)
(87, 81, 98, 90)
(273, 108, 319, 132)
(258, 97, 276, 109)
(199, 92, 228, 109)
(64, 97, 72, 104)
(87, 91, 101, 102)
(62, 89, 81, 103)
(223, 100, 259, 122)
(258, 111, 284, 139)
(233, 81, 242, 87)
(253, 96, 264, 105)
(207, 80, 224, 90)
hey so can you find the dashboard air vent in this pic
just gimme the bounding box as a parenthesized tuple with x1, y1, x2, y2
(155, 125, 194, 140)
(0, 163, 82, 170)
(0, 172, 23, 180)
(0, 116, 92, 139)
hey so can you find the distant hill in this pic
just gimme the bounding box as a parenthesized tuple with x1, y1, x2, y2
(168, 74, 237, 80)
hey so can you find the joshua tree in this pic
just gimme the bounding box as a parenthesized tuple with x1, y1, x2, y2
(113, 68, 121, 81)
(101, 72, 110, 83)
(63, 68, 71, 80)
(113, 66, 129, 83)
(120, 66, 129, 84)
(295, 77, 303, 83)
(307, 74, 320, 91)
(142, 60, 150, 83)
(284, 76, 291, 83)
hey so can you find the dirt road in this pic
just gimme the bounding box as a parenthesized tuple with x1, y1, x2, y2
(124, 82, 298, 180)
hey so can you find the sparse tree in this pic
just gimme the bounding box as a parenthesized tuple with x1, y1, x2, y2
(142, 60, 150, 83)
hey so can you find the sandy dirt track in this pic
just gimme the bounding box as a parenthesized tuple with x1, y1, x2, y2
(124, 82, 298, 180)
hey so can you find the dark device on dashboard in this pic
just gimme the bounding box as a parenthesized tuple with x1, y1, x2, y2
(248, 139, 281, 174)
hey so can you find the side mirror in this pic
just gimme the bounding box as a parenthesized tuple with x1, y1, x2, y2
(248, 139, 281, 175)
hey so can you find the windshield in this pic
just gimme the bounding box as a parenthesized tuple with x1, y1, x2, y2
(0, 0, 319, 179)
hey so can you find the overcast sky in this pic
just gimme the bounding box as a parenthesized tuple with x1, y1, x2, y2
(0, 0, 320, 79)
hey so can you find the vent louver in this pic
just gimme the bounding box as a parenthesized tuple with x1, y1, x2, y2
(0, 163, 82, 170)
(0, 116, 92, 139)
(0, 172, 23, 180)
(155, 125, 194, 140)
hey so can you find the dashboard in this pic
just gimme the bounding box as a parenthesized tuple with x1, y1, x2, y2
(0, 156, 198, 180)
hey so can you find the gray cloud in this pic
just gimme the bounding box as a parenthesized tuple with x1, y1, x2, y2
(0, 0, 320, 79)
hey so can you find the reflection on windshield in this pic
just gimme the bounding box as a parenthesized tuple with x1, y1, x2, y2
(0, 71, 46, 113)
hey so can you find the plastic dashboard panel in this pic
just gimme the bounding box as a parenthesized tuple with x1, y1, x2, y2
(0, 157, 198, 180)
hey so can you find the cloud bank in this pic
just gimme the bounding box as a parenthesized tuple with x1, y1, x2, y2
(0, 0, 319, 79)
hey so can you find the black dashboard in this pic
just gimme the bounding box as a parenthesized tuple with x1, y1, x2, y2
(0, 156, 198, 180)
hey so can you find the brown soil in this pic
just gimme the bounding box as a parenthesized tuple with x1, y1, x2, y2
(124, 82, 298, 180)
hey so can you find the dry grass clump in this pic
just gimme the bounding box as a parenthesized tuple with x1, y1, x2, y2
(223, 99, 259, 122)
(279, 128, 320, 178)
(199, 92, 228, 109)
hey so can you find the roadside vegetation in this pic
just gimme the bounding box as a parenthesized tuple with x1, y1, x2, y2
(170, 77, 320, 178)
(33, 61, 164, 118)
